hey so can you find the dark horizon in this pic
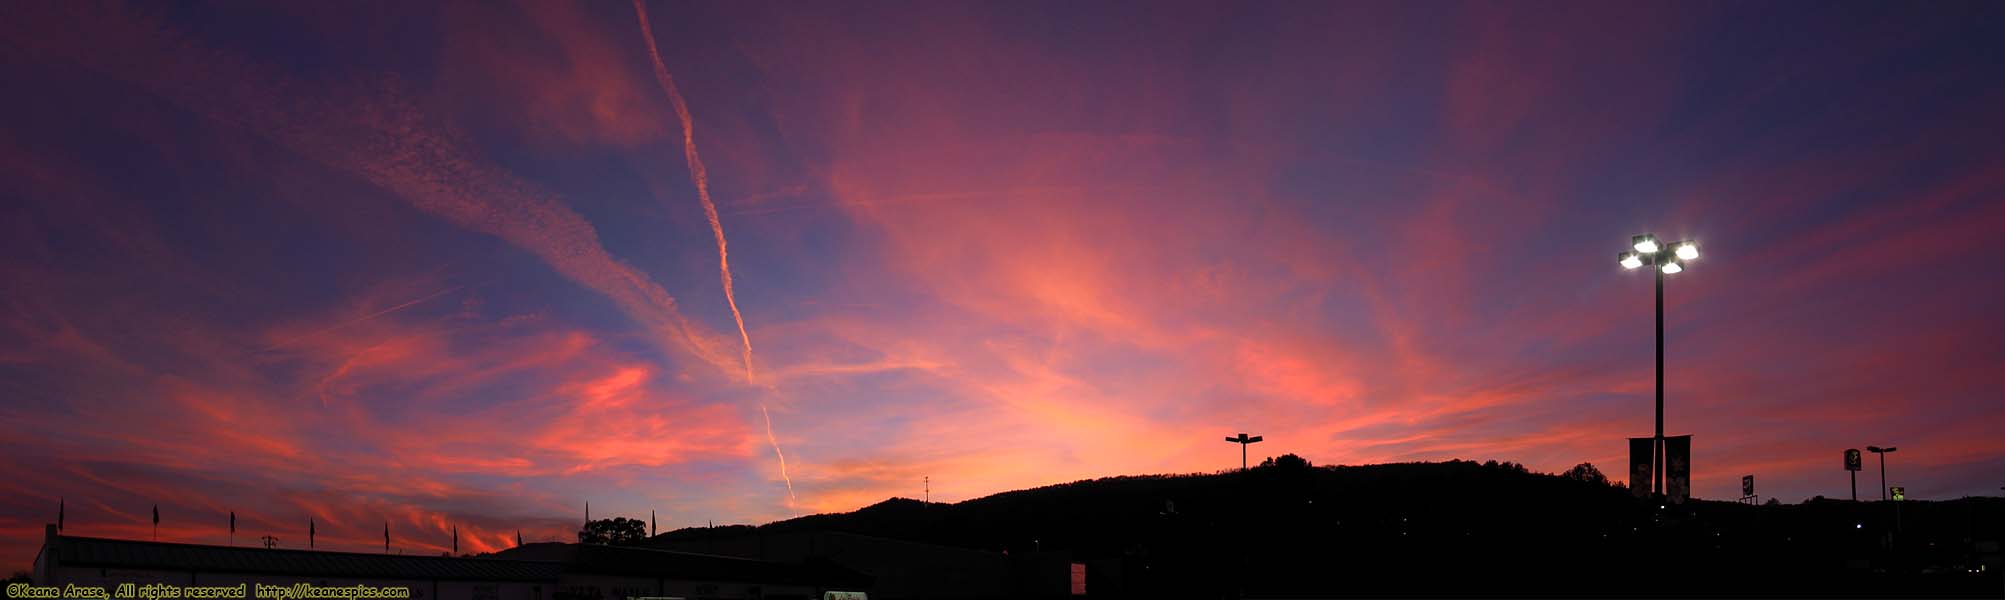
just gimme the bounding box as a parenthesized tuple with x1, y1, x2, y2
(26, 461, 2005, 597)
(4, 0, 2004, 581)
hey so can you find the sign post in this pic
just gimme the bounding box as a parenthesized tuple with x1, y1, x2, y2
(1889, 486, 1905, 537)
(1741, 475, 1757, 505)
(1845, 449, 1863, 501)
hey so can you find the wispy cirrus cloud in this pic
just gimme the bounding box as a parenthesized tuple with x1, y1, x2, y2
(3, 0, 2004, 574)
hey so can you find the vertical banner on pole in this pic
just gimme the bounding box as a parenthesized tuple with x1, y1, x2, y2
(1665, 435, 1692, 503)
(1629, 437, 1655, 498)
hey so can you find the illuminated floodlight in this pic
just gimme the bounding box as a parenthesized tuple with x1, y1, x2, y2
(1632, 234, 1659, 254)
(1612, 231, 1705, 499)
(1619, 252, 1644, 270)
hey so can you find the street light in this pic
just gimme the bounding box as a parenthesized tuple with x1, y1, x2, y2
(1632, 234, 1660, 254)
(1617, 233, 1699, 497)
(1867, 446, 1897, 501)
(1225, 433, 1263, 471)
(1675, 242, 1700, 261)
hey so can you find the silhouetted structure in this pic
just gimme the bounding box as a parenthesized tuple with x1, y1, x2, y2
(33, 525, 869, 600)
(642, 461, 2003, 597)
(1847, 448, 1864, 501)
(1618, 233, 1701, 496)
(35, 463, 2001, 598)
(1224, 433, 1263, 471)
(1869, 445, 1899, 500)
(649, 528, 1006, 600)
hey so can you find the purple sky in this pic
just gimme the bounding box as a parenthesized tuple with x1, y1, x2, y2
(2, 0, 2002, 569)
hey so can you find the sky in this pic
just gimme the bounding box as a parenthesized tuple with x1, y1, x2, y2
(3, 0, 2004, 569)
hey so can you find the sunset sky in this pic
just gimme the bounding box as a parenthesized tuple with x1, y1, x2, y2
(3, 0, 2003, 569)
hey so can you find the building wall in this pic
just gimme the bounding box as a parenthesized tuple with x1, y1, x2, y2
(43, 566, 823, 600)
(656, 532, 1002, 600)
(42, 566, 547, 600)
(551, 573, 816, 600)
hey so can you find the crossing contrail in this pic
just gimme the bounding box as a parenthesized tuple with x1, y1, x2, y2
(631, 0, 796, 507)
(265, 285, 463, 353)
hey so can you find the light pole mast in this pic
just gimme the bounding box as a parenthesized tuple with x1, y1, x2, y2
(1619, 234, 1697, 497)
(1225, 433, 1264, 471)
(1868, 446, 1897, 500)
(1655, 256, 1665, 496)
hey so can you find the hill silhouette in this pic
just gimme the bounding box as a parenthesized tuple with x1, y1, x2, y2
(649, 460, 2003, 597)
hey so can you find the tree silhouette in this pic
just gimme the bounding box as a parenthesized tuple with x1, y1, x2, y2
(1257, 454, 1311, 469)
(578, 517, 648, 545)
(1562, 462, 1608, 485)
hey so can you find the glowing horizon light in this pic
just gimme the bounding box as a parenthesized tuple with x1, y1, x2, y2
(1661, 262, 1683, 274)
(1620, 253, 1644, 269)
(1675, 243, 1699, 260)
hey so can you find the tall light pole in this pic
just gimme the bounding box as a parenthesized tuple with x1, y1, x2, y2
(1619, 234, 1699, 496)
(1867, 446, 1897, 500)
(1226, 433, 1263, 471)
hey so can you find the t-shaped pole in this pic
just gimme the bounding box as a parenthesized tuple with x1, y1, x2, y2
(1226, 433, 1264, 471)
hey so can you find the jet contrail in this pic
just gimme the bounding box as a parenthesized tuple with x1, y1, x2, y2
(631, 0, 796, 507)
(0, 3, 744, 376)
(264, 285, 463, 352)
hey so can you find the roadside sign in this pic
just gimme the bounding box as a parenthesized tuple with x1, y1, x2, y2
(1890, 486, 1904, 501)
(1742, 475, 1754, 497)
(1845, 449, 1862, 471)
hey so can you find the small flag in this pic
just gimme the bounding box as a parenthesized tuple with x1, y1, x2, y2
(58, 498, 64, 532)
(230, 511, 236, 534)
(452, 524, 458, 554)
(153, 505, 160, 525)
(309, 519, 316, 548)
(384, 522, 390, 552)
